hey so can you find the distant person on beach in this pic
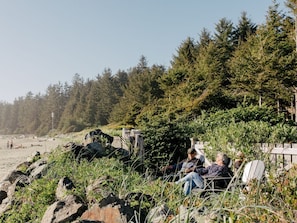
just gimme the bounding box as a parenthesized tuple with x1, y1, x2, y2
(10, 140, 13, 149)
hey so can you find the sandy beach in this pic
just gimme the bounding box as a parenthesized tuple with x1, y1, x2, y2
(0, 135, 68, 181)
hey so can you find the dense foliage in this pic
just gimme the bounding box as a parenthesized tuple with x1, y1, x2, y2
(139, 105, 297, 172)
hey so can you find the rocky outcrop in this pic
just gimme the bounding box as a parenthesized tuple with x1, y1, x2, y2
(63, 142, 130, 162)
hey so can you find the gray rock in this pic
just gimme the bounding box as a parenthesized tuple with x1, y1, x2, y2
(41, 195, 87, 223)
(56, 177, 75, 200)
(29, 163, 48, 180)
(146, 204, 174, 223)
(26, 157, 47, 174)
(3, 170, 27, 184)
(0, 190, 7, 204)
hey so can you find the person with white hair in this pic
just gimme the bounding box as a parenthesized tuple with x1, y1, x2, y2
(175, 152, 233, 195)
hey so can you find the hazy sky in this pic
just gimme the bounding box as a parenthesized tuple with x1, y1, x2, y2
(0, 0, 287, 103)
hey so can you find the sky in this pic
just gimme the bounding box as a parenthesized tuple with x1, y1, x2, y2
(0, 0, 288, 103)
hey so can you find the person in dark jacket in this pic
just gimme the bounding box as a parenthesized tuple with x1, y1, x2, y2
(175, 152, 232, 195)
(161, 148, 204, 181)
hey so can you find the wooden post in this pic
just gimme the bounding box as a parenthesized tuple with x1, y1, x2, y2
(295, 87, 297, 122)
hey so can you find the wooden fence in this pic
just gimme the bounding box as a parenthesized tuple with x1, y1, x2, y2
(120, 129, 297, 169)
(193, 141, 297, 169)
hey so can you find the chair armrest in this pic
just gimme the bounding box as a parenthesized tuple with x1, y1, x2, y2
(203, 175, 233, 190)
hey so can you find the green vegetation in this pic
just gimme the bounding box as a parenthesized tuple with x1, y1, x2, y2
(1, 105, 297, 222)
(1, 145, 297, 222)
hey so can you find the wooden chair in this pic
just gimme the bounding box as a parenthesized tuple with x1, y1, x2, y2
(238, 160, 265, 191)
(202, 173, 233, 193)
(199, 160, 265, 196)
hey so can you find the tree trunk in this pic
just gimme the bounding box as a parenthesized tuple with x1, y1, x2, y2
(259, 95, 262, 107)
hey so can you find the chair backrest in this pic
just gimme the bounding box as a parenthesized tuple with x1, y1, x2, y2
(242, 160, 265, 184)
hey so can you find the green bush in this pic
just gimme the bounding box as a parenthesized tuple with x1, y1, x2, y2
(141, 117, 192, 171)
(190, 105, 297, 159)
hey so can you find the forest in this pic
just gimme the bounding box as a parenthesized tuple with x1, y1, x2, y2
(0, 1, 297, 136)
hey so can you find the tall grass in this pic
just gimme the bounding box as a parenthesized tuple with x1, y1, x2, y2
(1, 145, 297, 222)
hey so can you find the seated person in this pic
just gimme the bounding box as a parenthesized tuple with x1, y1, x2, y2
(175, 152, 233, 195)
(161, 148, 204, 181)
(234, 151, 245, 171)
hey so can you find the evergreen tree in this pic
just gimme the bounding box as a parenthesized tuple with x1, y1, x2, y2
(170, 37, 197, 71)
(233, 11, 257, 46)
(36, 83, 68, 134)
(96, 69, 119, 125)
(84, 79, 100, 127)
(188, 18, 236, 111)
(229, 3, 297, 109)
(103, 70, 128, 124)
(286, 0, 297, 122)
(110, 56, 165, 125)
(21, 92, 41, 133)
(59, 74, 88, 132)
(0, 102, 13, 134)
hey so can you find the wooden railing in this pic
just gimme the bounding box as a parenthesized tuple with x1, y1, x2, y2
(192, 141, 297, 169)
(261, 143, 297, 169)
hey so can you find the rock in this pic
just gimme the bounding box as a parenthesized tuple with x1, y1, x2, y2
(168, 205, 216, 223)
(26, 151, 41, 162)
(16, 161, 32, 170)
(26, 157, 47, 173)
(146, 204, 174, 223)
(41, 195, 87, 223)
(4, 170, 27, 184)
(56, 177, 75, 200)
(29, 163, 48, 180)
(0, 181, 12, 193)
(80, 193, 134, 223)
(0, 197, 12, 216)
(0, 190, 7, 204)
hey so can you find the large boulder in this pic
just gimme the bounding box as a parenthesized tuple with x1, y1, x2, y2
(63, 142, 109, 161)
(80, 193, 134, 223)
(41, 195, 87, 223)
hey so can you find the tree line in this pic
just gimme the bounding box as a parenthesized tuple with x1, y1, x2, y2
(0, 2, 297, 136)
